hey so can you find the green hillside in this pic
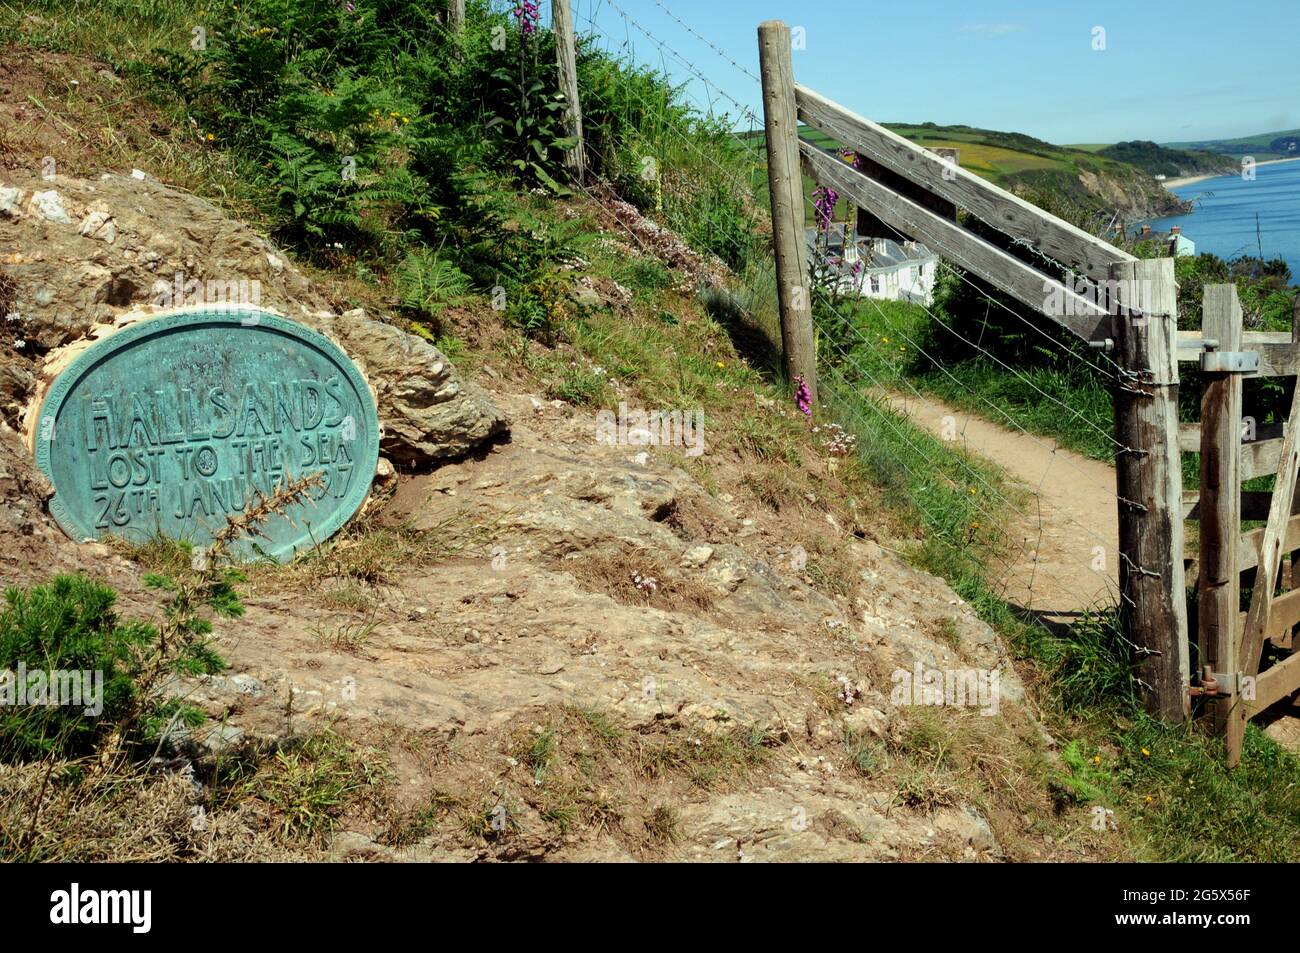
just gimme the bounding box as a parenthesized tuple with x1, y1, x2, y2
(1164, 128, 1300, 161)
(1097, 140, 1236, 178)
(746, 121, 1188, 227)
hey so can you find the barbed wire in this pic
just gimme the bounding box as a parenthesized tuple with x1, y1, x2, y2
(804, 212, 1131, 452)
(815, 287, 1128, 565)
(567, 0, 1130, 631)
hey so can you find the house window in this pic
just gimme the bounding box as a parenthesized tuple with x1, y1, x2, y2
(869, 275, 880, 294)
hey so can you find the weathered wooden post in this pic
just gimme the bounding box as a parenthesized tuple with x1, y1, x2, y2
(1198, 284, 1244, 736)
(448, 0, 465, 33)
(552, 0, 587, 184)
(758, 20, 817, 404)
(1112, 257, 1189, 720)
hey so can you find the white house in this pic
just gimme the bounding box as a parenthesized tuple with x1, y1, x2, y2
(806, 226, 940, 306)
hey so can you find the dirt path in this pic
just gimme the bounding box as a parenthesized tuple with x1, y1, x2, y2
(885, 392, 1300, 750)
(884, 391, 1119, 628)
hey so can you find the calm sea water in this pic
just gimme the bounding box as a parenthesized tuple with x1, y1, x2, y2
(1150, 158, 1300, 283)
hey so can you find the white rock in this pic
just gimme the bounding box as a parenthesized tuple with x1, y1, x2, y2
(680, 544, 715, 568)
(0, 186, 23, 218)
(131, 169, 147, 180)
(30, 190, 71, 224)
(78, 209, 116, 243)
(265, 252, 284, 272)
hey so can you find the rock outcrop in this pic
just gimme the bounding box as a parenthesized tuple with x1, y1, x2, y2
(0, 170, 508, 465)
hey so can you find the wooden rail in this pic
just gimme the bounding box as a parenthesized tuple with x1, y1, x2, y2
(553, 0, 586, 184)
(759, 22, 1300, 755)
(800, 145, 1114, 342)
(794, 85, 1137, 283)
(759, 21, 818, 401)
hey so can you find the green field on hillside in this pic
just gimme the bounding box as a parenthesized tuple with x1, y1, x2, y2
(741, 121, 1165, 227)
(1165, 127, 1300, 161)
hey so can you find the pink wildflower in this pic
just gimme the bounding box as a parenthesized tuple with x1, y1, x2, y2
(794, 375, 813, 418)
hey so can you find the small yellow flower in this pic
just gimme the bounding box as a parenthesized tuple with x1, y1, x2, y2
(402, 116, 410, 124)
(205, 133, 214, 141)
(881, 336, 890, 343)
(968, 486, 977, 495)
(1141, 747, 1150, 757)
(715, 361, 725, 369)
(970, 521, 980, 530)
(1092, 755, 1100, 765)
(1145, 795, 1153, 802)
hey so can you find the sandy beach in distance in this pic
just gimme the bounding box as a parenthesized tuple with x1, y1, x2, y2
(1162, 155, 1300, 190)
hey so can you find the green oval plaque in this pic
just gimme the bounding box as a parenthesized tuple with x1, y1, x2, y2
(33, 307, 380, 562)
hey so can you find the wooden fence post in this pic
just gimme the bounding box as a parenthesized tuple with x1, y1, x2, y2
(552, 0, 586, 184)
(1112, 257, 1189, 720)
(1198, 284, 1244, 736)
(448, 0, 465, 33)
(758, 20, 817, 404)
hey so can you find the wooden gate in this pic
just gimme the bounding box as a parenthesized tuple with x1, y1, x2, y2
(1185, 294, 1300, 764)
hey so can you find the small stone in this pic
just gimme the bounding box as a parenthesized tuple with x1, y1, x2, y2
(227, 674, 264, 696)
(680, 544, 714, 568)
(266, 252, 284, 272)
(78, 209, 116, 243)
(0, 186, 22, 218)
(195, 724, 244, 756)
(571, 285, 603, 309)
(130, 169, 147, 180)
(537, 656, 566, 676)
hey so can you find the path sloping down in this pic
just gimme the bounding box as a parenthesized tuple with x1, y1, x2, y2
(885, 392, 1120, 629)
(887, 392, 1300, 749)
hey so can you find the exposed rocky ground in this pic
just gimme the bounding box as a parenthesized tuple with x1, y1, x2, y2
(0, 382, 1065, 860)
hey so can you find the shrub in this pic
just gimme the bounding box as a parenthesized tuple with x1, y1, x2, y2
(0, 575, 153, 761)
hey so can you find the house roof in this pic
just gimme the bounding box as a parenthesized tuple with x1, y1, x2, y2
(805, 228, 938, 273)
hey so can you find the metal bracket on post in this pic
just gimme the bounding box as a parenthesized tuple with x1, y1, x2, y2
(1200, 350, 1260, 374)
(1190, 668, 1249, 698)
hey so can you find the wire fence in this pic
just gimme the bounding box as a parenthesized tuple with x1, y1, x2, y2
(564, 0, 1125, 634)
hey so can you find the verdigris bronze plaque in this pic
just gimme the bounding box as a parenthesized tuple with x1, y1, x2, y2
(33, 308, 380, 561)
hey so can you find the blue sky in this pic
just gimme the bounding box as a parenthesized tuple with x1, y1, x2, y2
(570, 0, 1298, 145)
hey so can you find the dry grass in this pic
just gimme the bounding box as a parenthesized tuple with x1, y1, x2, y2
(245, 510, 501, 594)
(481, 705, 780, 856)
(556, 545, 721, 617)
(0, 725, 391, 861)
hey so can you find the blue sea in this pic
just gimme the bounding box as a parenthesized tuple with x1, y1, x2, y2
(1149, 158, 1300, 283)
